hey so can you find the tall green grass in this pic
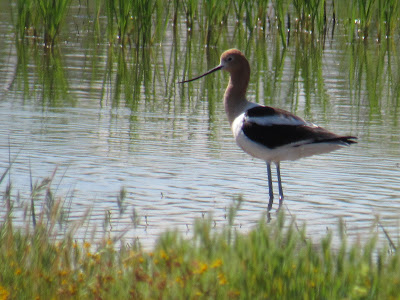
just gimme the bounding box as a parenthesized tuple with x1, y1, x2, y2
(104, 0, 132, 44)
(377, 0, 399, 41)
(36, 0, 71, 46)
(11, 0, 400, 47)
(103, 0, 170, 46)
(1, 184, 400, 299)
(14, 0, 71, 47)
(9, 2, 400, 121)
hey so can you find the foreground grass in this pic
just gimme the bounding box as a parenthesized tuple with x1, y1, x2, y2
(0, 203, 399, 300)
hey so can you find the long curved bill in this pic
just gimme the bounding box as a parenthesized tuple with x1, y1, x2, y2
(178, 65, 223, 83)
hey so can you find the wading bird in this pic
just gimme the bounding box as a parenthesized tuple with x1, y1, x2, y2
(179, 49, 357, 211)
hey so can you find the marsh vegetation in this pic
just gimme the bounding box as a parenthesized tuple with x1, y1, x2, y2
(1, 0, 400, 297)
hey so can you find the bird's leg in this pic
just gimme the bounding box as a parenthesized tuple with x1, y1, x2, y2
(266, 162, 274, 211)
(276, 162, 284, 210)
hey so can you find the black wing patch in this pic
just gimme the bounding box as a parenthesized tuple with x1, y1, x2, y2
(246, 106, 277, 117)
(242, 122, 357, 149)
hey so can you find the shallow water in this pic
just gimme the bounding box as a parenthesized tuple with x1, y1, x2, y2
(0, 4, 399, 249)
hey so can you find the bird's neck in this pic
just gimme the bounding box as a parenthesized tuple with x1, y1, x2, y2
(224, 72, 250, 125)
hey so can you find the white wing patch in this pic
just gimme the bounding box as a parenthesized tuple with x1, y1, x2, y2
(248, 114, 306, 126)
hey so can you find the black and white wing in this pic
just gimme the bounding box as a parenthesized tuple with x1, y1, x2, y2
(241, 106, 357, 149)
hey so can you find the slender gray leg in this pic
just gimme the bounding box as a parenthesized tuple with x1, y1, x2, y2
(266, 162, 274, 211)
(276, 162, 284, 209)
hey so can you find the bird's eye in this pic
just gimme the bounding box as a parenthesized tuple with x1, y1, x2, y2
(227, 57, 233, 62)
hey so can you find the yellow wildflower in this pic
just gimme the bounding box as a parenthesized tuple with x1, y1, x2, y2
(92, 253, 101, 263)
(218, 272, 228, 285)
(195, 290, 203, 297)
(0, 285, 10, 300)
(193, 262, 208, 274)
(68, 284, 77, 295)
(175, 276, 184, 287)
(160, 249, 169, 260)
(211, 259, 223, 268)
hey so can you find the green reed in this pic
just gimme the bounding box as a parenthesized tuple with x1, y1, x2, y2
(103, 0, 170, 46)
(10, 0, 400, 48)
(356, 0, 375, 39)
(13, 0, 71, 47)
(181, 0, 199, 29)
(199, 0, 230, 45)
(7, 0, 400, 125)
(377, 0, 399, 41)
(255, 0, 270, 32)
(274, 0, 289, 47)
(9, 1, 400, 125)
(105, 0, 132, 44)
(14, 0, 35, 40)
(36, 0, 71, 46)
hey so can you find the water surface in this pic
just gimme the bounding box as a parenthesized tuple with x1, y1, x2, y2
(0, 5, 399, 249)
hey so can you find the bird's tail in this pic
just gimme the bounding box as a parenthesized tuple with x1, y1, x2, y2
(322, 136, 358, 145)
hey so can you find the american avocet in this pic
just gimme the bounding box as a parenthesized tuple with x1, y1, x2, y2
(179, 49, 357, 211)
